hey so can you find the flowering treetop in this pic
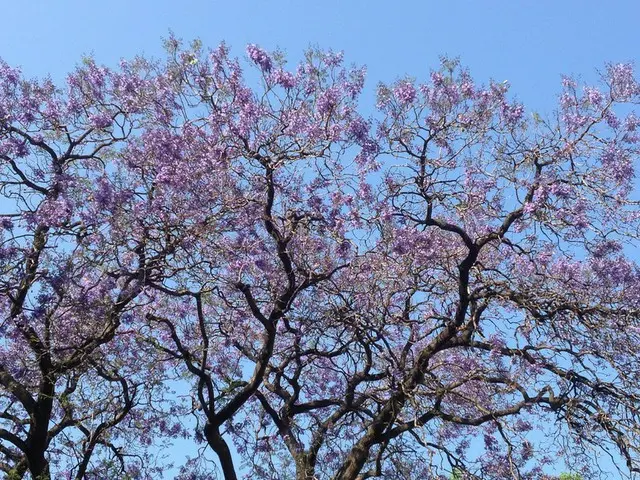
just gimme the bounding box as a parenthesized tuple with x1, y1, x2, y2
(0, 38, 640, 479)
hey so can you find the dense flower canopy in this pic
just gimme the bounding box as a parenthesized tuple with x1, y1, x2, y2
(1, 38, 640, 480)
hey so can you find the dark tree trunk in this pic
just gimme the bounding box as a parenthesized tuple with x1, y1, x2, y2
(204, 423, 238, 480)
(295, 453, 317, 480)
(26, 453, 50, 480)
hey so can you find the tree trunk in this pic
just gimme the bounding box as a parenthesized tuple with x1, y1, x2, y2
(27, 454, 50, 480)
(204, 423, 238, 480)
(296, 453, 317, 480)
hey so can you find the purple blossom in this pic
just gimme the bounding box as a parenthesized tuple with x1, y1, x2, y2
(1, 218, 13, 230)
(35, 197, 73, 227)
(348, 116, 370, 143)
(591, 255, 635, 285)
(563, 112, 588, 133)
(625, 113, 639, 132)
(316, 86, 339, 116)
(501, 102, 524, 124)
(562, 75, 577, 88)
(584, 86, 603, 106)
(270, 69, 296, 88)
(336, 240, 351, 258)
(0, 245, 16, 261)
(605, 110, 620, 128)
(321, 50, 344, 67)
(393, 80, 417, 105)
(0, 59, 20, 87)
(608, 62, 638, 99)
(592, 240, 622, 258)
(94, 176, 114, 209)
(431, 71, 445, 87)
(345, 67, 366, 99)
(89, 112, 112, 129)
(0, 137, 29, 157)
(550, 182, 571, 199)
(601, 144, 634, 183)
(246, 44, 272, 72)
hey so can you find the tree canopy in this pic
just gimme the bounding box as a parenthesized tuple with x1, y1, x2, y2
(1, 38, 640, 479)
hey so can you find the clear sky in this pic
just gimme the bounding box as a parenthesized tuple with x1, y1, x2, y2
(2, 0, 639, 110)
(2, 0, 639, 477)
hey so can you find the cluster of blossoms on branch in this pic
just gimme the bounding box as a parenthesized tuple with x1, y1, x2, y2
(1, 37, 640, 480)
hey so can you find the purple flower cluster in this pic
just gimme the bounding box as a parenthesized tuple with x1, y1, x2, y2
(393, 80, 417, 105)
(246, 44, 273, 72)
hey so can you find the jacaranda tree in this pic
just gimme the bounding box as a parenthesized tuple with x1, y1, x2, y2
(1, 37, 640, 479)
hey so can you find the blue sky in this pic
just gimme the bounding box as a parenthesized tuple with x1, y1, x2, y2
(2, 0, 639, 477)
(2, 0, 639, 111)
